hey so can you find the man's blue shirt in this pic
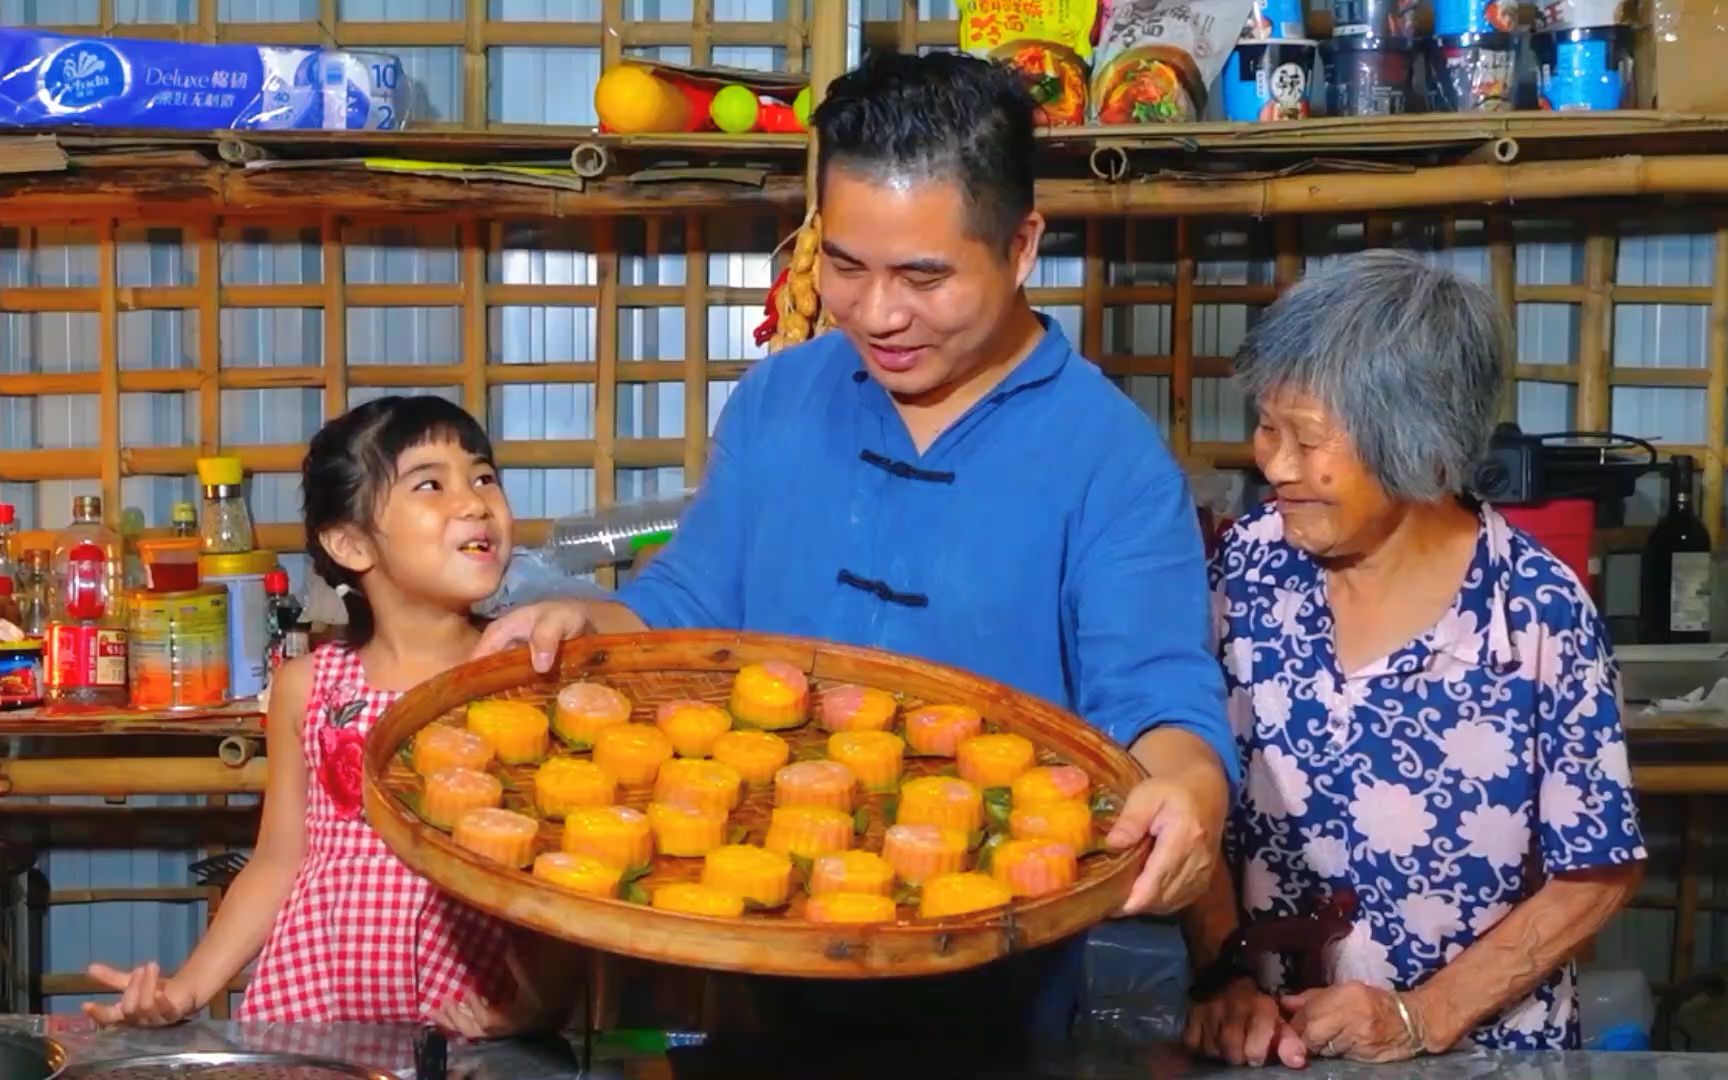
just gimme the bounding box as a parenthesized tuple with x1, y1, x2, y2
(617, 317, 1238, 791)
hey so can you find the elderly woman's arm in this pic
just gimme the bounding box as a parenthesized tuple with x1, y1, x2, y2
(1283, 864, 1643, 1061)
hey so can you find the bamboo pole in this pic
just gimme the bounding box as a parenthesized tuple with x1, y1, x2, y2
(693, 0, 715, 68)
(0, 757, 268, 797)
(322, 215, 346, 422)
(197, 220, 221, 454)
(465, 0, 487, 130)
(595, 217, 621, 589)
(1706, 213, 1728, 542)
(98, 219, 121, 519)
(461, 218, 488, 419)
(1273, 217, 1301, 290)
(1033, 156, 1728, 218)
(1577, 229, 1616, 433)
(1490, 213, 1517, 423)
(1081, 219, 1104, 362)
(1171, 219, 1195, 459)
(684, 214, 711, 478)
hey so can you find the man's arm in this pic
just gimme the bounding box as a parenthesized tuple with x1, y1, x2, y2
(1072, 455, 1237, 913)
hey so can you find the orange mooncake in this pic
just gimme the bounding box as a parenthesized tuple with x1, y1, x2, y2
(453, 807, 540, 868)
(957, 733, 1036, 789)
(648, 801, 728, 857)
(903, 704, 983, 757)
(806, 892, 899, 925)
(897, 776, 984, 833)
(656, 700, 733, 757)
(553, 681, 633, 748)
(1009, 800, 1094, 853)
(702, 844, 794, 908)
(729, 660, 810, 730)
(654, 758, 745, 815)
(466, 699, 551, 765)
(561, 805, 654, 869)
(593, 724, 675, 786)
(989, 839, 1079, 898)
(809, 850, 896, 897)
(712, 729, 791, 785)
(774, 760, 857, 812)
(422, 766, 503, 829)
(763, 805, 854, 859)
(827, 731, 905, 793)
(532, 852, 622, 898)
(818, 684, 898, 734)
(652, 882, 745, 918)
(920, 872, 1012, 919)
(533, 757, 616, 819)
(882, 823, 969, 885)
(1011, 765, 1091, 809)
(411, 724, 496, 777)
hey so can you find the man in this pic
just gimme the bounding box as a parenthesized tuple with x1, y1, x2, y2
(479, 50, 1237, 1035)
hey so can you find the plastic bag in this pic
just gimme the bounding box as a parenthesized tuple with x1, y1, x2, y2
(0, 28, 407, 130)
(1073, 917, 1194, 1046)
(475, 545, 612, 619)
(958, 0, 1100, 127)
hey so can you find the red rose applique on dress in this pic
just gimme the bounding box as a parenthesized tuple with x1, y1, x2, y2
(319, 696, 368, 819)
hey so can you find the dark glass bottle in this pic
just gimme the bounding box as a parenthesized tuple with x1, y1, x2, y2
(1642, 454, 1714, 644)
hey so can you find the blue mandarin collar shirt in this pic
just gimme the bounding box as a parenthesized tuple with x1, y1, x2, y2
(617, 317, 1238, 790)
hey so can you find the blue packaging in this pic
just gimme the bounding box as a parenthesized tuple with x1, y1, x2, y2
(1433, 0, 1521, 35)
(1533, 27, 1632, 111)
(0, 28, 406, 130)
(1223, 39, 1317, 121)
(1241, 0, 1306, 41)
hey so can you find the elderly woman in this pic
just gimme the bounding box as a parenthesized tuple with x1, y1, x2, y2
(1183, 250, 1646, 1068)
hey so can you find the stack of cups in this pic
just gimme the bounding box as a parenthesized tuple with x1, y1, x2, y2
(1324, 0, 1420, 115)
(1224, 0, 1319, 122)
(1530, 0, 1634, 110)
(1425, 0, 1521, 111)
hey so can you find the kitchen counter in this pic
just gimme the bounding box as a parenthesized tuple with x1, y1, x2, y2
(4, 1016, 1724, 1079)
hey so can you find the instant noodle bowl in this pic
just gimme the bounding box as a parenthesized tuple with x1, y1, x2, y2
(1425, 32, 1520, 112)
(1092, 45, 1203, 123)
(1532, 0, 1631, 30)
(990, 39, 1090, 126)
(1240, 0, 1305, 41)
(1091, 0, 1232, 124)
(1323, 35, 1415, 116)
(1330, 0, 1420, 38)
(1222, 39, 1317, 122)
(1433, 0, 1520, 34)
(1533, 27, 1633, 111)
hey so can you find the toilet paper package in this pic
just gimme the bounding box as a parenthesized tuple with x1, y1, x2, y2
(0, 28, 407, 130)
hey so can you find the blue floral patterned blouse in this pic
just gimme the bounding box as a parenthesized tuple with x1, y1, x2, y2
(1211, 503, 1646, 1050)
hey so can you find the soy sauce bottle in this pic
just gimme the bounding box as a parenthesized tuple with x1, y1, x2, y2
(1642, 454, 1714, 644)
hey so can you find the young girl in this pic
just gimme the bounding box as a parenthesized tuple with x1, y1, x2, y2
(84, 396, 544, 1036)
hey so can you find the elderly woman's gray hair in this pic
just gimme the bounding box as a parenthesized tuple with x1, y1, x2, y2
(1234, 249, 1507, 503)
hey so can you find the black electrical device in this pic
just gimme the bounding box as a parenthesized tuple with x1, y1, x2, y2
(1470, 423, 1659, 506)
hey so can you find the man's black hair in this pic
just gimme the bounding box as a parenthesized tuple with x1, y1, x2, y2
(813, 50, 1037, 255)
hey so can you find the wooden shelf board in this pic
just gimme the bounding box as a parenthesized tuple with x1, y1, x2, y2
(0, 701, 264, 738)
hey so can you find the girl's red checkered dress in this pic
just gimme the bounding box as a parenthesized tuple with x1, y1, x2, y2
(237, 644, 513, 1022)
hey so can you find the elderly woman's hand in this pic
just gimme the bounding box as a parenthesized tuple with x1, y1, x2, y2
(1282, 982, 1426, 1063)
(1184, 977, 1308, 1069)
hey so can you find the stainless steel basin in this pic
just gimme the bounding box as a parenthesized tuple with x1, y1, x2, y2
(0, 1030, 66, 1080)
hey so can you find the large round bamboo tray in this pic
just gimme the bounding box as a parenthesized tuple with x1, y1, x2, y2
(362, 631, 1150, 979)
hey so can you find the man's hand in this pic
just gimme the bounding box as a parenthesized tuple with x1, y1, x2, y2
(1106, 775, 1217, 915)
(83, 962, 198, 1028)
(1283, 983, 1424, 1063)
(1184, 977, 1307, 1069)
(472, 601, 594, 673)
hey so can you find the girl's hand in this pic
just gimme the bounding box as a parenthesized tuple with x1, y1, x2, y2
(472, 601, 593, 673)
(82, 962, 197, 1028)
(430, 988, 543, 1041)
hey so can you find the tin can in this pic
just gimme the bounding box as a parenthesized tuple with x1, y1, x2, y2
(202, 551, 278, 701)
(1241, 0, 1306, 41)
(1323, 35, 1416, 116)
(1433, 0, 1521, 35)
(1533, 26, 1633, 111)
(129, 586, 231, 711)
(0, 641, 44, 709)
(1426, 32, 1521, 112)
(1223, 40, 1318, 121)
(46, 623, 128, 700)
